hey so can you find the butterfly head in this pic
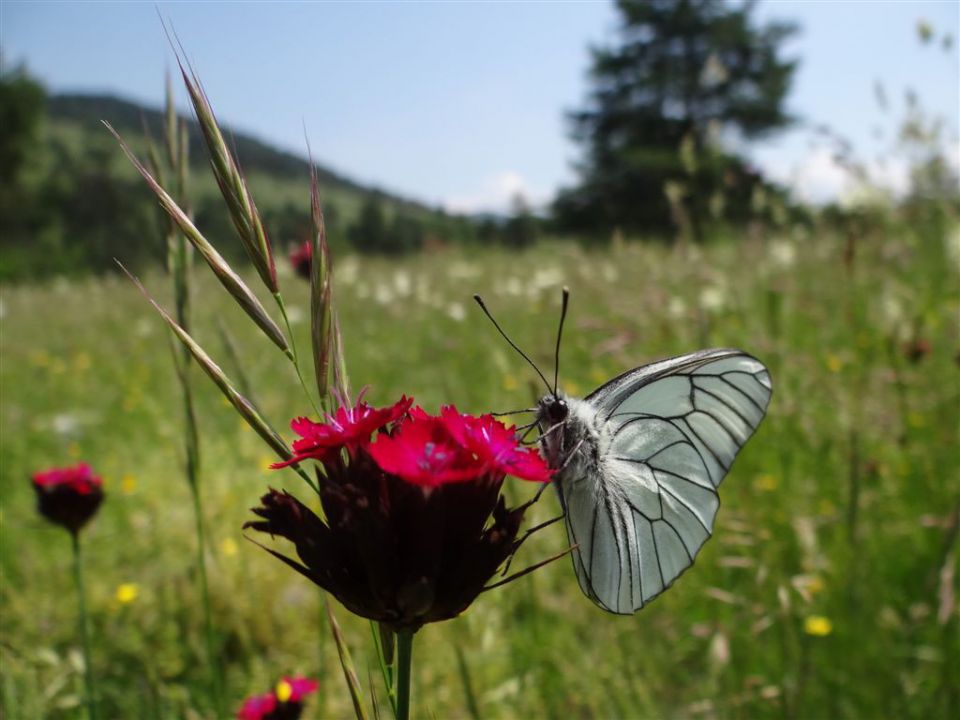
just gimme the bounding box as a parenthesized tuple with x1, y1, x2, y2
(538, 394, 569, 427)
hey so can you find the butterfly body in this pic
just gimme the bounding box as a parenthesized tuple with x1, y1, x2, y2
(537, 348, 773, 615)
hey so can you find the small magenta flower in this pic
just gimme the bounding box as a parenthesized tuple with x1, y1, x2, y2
(247, 397, 551, 632)
(237, 676, 319, 720)
(31, 462, 104, 535)
(289, 241, 313, 279)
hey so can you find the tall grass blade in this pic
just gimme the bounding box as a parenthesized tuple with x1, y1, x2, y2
(174, 59, 278, 293)
(105, 122, 289, 354)
(325, 597, 369, 720)
(118, 264, 293, 464)
(309, 162, 333, 404)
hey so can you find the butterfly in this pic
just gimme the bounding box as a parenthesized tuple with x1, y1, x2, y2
(475, 290, 773, 614)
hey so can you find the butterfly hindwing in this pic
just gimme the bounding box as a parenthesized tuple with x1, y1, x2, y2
(561, 349, 772, 614)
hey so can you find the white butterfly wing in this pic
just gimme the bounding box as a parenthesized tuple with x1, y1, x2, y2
(562, 349, 772, 614)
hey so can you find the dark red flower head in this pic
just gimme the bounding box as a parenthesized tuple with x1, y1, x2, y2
(31, 463, 104, 534)
(247, 398, 552, 631)
(289, 241, 313, 279)
(237, 676, 318, 720)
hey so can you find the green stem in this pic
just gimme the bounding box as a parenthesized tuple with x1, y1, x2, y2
(396, 630, 415, 720)
(189, 482, 223, 716)
(71, 533, 98, 720)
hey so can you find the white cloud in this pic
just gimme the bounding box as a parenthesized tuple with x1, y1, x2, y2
(444, 171, 546, 214)
(760, 146, 913, 205)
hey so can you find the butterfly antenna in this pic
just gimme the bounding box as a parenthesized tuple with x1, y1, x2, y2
(473, 294, 553, 394)
(553, 287, 570, 396)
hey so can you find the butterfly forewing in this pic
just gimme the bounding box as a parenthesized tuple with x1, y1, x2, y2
(563, 349, 772, 614)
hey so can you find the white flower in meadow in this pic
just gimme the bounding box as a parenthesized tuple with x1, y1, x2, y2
(530, 267, 564, 291)
(285, 305, 304, 325)
(337, 257, 359, 286)
(601, 263, 619, 282)
(769, 239, 797, 269)
(393, 270, 412, 297)
(881, 291, 904, 329)
(374, 285, 395, 306)
(668, 296, 687, 319)
(449, 261, 480, 280)
(699, 285, 727, 312)
(945, 225, 960, 268)
(447, 302, 466, 322)
(134, 317, 154, 338)
(504, 277, 523, 296)
(52, 413, 81, 437)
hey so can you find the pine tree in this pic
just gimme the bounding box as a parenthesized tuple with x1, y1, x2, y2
(555, 0, 797, 239)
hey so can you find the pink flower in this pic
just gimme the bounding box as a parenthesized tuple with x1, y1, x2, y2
(440, 407, 552, 483)
(31, 463, 104, 534)
(236, 676, 318, 720)
(367, 413, 482, 487)
(248, 396, 553, 631)
(271, 395, 413, 468)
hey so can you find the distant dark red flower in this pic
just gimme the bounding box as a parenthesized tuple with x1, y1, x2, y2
(247, 398, 552, 631)
(237, 676, 318, 720)
(271, 395, 413, 468)
(289, 241, 313, 279)
(903, 338, 931, 364)
(31, 463, 104, 534)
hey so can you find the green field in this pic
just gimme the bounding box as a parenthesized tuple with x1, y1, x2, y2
(2, 226, 958, 717)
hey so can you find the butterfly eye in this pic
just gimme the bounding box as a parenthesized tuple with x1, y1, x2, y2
(547, 398, 568, 423)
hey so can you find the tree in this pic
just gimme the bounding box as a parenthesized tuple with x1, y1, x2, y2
(554, 0, 798, 239)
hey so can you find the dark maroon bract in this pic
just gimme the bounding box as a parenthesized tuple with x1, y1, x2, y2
(247, 397, 552, 631)
(31, 463, 104, 534)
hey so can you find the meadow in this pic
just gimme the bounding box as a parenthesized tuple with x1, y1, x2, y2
(1, 220, 958, 718)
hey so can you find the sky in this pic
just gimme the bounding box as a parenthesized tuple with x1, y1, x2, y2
(3, 1, 958, 213)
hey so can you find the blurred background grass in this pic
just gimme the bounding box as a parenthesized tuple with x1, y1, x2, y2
(2, 225, 957, 717)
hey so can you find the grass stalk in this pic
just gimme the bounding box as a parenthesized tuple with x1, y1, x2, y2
(395, 631, 415, 720)
(188, 481, 223, 715)
(71, 533, 98, 720)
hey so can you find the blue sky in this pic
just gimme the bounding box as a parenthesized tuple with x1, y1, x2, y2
(4, 1, 958, 211)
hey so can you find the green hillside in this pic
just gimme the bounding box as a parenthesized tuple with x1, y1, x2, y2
(2, 88, 477, 280)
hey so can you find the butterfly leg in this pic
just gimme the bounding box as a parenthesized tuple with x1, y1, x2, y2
(499, 514, 565, 577)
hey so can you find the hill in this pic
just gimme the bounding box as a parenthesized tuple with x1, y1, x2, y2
(2, 84, 481, 280)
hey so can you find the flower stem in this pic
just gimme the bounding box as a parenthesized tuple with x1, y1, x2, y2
(396, 630, 415, 720)
(71, 533, 98, 720)
(189, 481, 224, 716)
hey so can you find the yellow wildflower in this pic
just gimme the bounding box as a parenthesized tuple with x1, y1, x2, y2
(120, 474, 137, 495)
(754, 474, 778, 492)
(825, 354, 843, 373)
(67, 442, 81, 458)
(804, 615, 832, 637)
(275, 679, 293, 703)
(115, 583, 139, 604)
(73, 352, 92, 372)
(221, 538, 239, 557)
(29, 351, 51, 368)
